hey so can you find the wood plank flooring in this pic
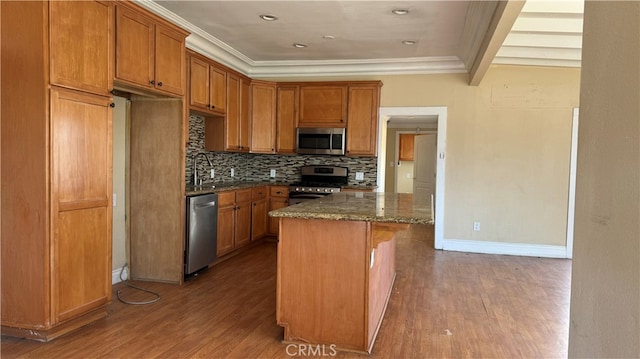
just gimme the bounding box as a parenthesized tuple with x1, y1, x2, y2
(1, 225, 571, 358)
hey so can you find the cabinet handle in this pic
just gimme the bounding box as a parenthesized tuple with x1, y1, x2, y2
(211, 105, 215, 109)
(150, 80, 155, 85)
(158, 81, 163, 87)
(276, 191, 282, 195)
(109, 103, 115, 108)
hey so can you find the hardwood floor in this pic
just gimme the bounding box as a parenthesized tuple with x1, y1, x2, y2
(1, 225, 571, 358)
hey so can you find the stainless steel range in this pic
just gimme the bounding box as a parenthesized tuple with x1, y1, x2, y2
(289, 165, 348, 205)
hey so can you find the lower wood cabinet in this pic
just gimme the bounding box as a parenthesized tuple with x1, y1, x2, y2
(268, 186, 289, 235)
(217, 189, 252, 256)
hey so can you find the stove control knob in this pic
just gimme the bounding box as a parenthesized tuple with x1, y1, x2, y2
(330, 189, 334, 192)
(316, 188, 321, 192)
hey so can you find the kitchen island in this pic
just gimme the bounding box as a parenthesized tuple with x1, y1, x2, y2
(269, 192, 433, 353)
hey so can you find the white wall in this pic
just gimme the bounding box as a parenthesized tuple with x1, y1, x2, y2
(112, 96, 128, 279)
(568, 2, 640, 357)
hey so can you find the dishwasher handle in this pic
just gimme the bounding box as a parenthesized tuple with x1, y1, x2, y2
(195, 201, 216, 209)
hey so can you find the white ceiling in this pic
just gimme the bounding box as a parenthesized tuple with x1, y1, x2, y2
(139, 0, 583, 81)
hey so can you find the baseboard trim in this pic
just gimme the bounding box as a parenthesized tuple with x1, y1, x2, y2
(442, 239, 568, 258)
(112, 266, 128, 285)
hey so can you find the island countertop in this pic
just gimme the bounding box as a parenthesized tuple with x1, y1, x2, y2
(269, 192, 433, 225)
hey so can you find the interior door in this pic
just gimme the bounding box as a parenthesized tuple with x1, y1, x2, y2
(413, 134, 437, 203)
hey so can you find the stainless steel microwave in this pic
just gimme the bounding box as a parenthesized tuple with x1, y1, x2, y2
(296, 128, 346, 155)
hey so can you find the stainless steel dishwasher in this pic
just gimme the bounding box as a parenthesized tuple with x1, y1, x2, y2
(185, 193, 218, 277)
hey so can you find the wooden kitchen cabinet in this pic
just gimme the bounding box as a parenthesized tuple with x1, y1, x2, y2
(251, 187, 269, 241)
(346, 82, 382, 157)
(276, 86, 298, 154)
(2, 1, 114, 340)
(399, 134, 416, 161)
(115, 3, 187, 96)
(268, 186, 289, 235)
(298, 85, 348, 127)
(250, 81, 277, 153)
(217, 189, 252, 256)
(188, 51, 226, 115)
(49, 0, 113, 96)
(216, 73, 251, 152)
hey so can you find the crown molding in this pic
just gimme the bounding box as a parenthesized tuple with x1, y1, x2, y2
(134, 0, 468, 78)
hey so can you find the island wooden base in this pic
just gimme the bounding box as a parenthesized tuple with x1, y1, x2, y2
(276, 218, 408, 353)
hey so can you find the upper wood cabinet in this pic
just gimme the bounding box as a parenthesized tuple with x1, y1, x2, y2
(346, 83, 382, 157)
(250, 81, 277, 153)
(115, 3, 187, 96)
(188, 51, 226, 115)
(298, 85, 348, 128)
(399, 134, 416, 161)
(222, 73, 251, 152)
(49, 0, 113, 96)
(276, 86, 299, 154)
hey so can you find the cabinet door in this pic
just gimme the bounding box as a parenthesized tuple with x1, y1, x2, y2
(226, 73, 241, 151)
(154, 23, 185, 96)
(399, 134, 415, 161)
(250, 82, 277, 153)
(299, 85, 347, 127)
(50, 88, 112, 323)
(235, 201, 252, 247)
(276, 86, 298, 154)
(346, 85, 380, 157)
(115, 5, 154, 90)
(239, 77, 252, 152)
(189, 56, 210, 110)
(210, 66, 227, 113)
(217, 205, 236, 256)
(252, 199, 268, 241)
(50, 0, 113, 96)
(268, 198, 288, 235)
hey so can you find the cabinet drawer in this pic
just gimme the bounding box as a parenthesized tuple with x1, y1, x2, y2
(269, 186, 289, 198)
(252, 186, 267, 201)
(218, 191, 236, 207)
(236, 188, 252, 203)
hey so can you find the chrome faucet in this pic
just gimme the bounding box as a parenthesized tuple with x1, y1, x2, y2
(193, 153, 213, 186)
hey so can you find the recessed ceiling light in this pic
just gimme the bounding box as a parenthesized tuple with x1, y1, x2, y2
(402, 40, 416, 45)
(259, 14, 278, 21)
(293, 43, 308, 48)
(322, 35, 335, 40)
(392, 9, 410, 15)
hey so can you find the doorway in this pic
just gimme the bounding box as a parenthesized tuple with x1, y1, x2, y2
(377, 107, 447, 249)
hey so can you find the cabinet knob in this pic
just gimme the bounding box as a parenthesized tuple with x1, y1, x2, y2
(158, 82, 163, 87)
(109, 103, 116, 108)
(276, 191, 282, 194)
(150, 80, 155, 85)
(211, 105, 215, 109)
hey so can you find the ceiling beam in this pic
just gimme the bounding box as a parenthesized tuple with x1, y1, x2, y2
(468, 0, 526, 86)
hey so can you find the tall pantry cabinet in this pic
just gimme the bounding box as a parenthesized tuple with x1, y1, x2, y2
(1, 1, 113, 340)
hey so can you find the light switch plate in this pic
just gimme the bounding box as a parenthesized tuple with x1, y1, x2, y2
(355, 172, 364, 181)
(270, 169, 276, 178)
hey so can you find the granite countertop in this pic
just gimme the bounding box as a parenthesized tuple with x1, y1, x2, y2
(269, 192, 433, 225)
(185, 181, 291, 196)
(186, 182, 378, 196)
(341, 185, 378, 191)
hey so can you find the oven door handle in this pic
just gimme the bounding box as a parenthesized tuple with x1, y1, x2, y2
(289, 194, 327, 199)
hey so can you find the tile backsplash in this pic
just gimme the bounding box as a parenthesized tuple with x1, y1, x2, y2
(186, 115, 377, 186)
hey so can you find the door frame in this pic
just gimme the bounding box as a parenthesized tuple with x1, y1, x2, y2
(565, 107, 579, 258)
(378, 107, 447, 249)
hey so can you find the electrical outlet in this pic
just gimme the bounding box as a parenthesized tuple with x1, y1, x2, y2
(230, 168, 235, 177)
(270, 169, 276, 178)
(210, 169, 215, 178)
(355, 172, 364, 181)
(473, 221, 480, 231)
